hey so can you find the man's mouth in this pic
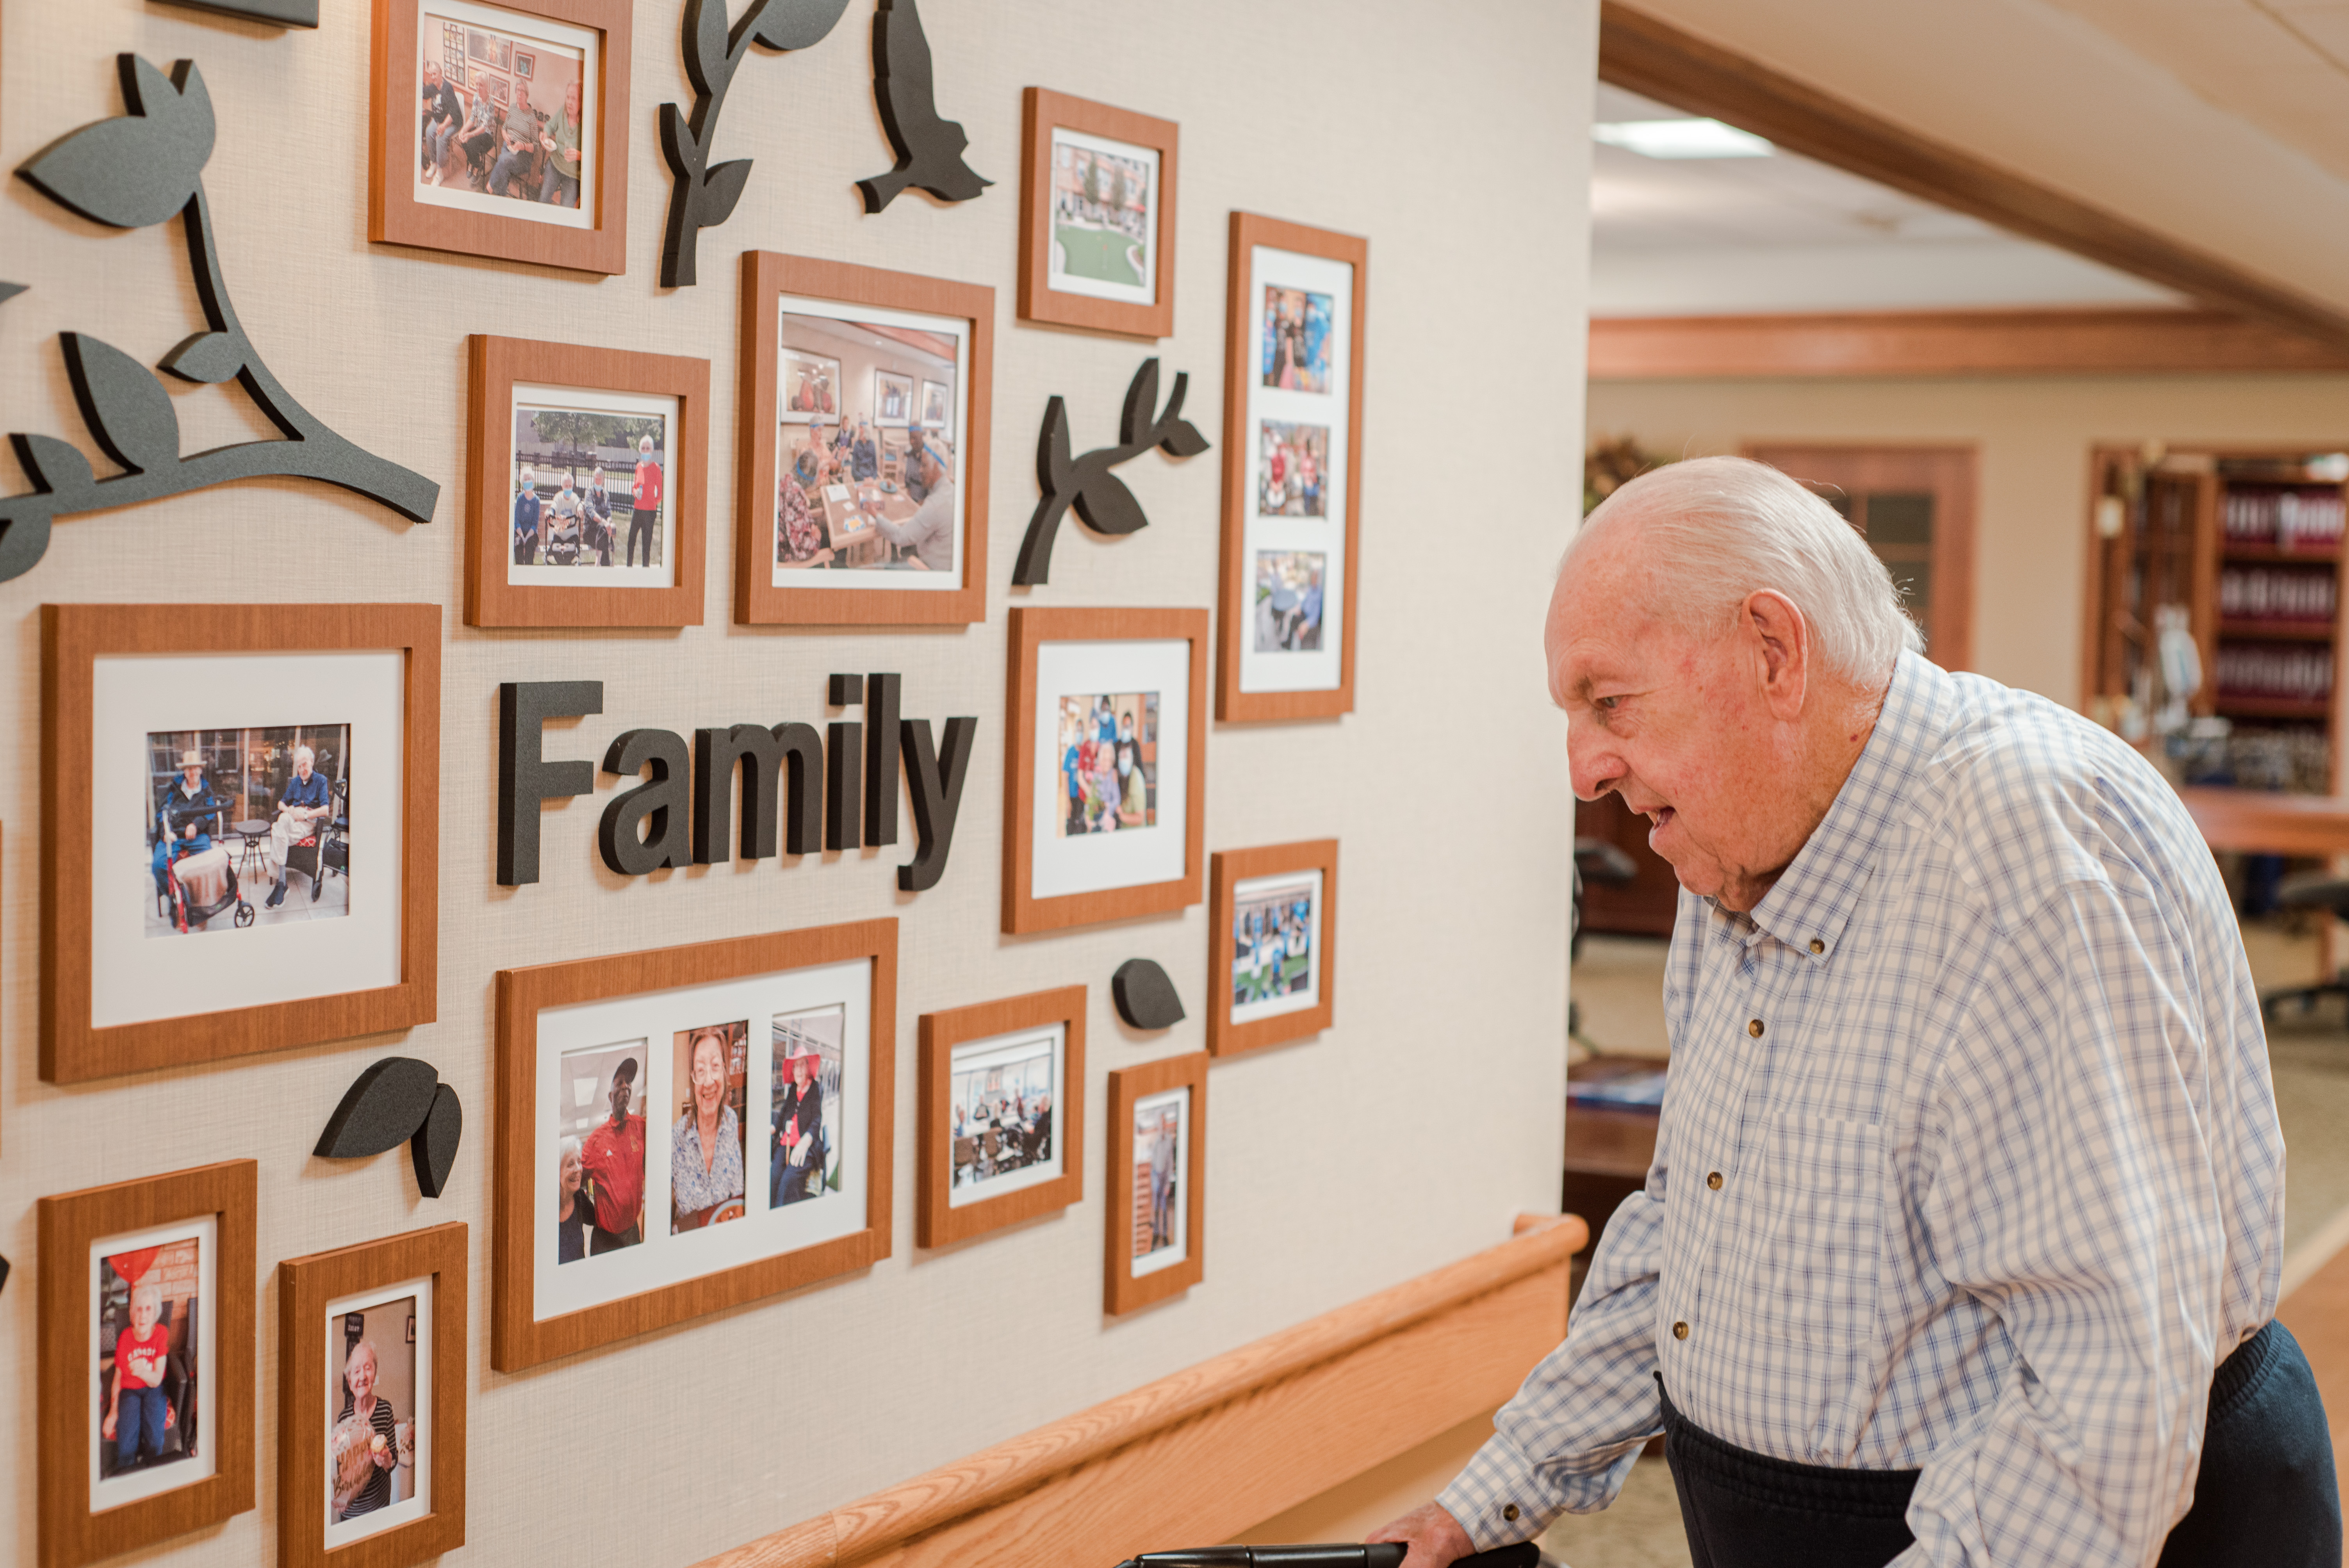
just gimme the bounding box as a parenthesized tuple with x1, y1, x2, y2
(1646, 806, 1675, 843)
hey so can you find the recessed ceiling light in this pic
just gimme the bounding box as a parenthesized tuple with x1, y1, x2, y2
(1592, 118, 1773, 159)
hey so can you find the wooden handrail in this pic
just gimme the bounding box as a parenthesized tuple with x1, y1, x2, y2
(693, 1213, 1589, 1568)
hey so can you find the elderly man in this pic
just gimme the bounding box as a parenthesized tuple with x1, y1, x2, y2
(580, 1056, 646, 1253)
(265, 745, 333, 908)
(1375, 457, 2336, 1568)
(873, 442, 955, 572)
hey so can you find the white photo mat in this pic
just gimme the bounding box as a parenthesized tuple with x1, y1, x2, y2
(414, 0, 598, 232)
(90, 650, 407, 1030)
(1229, 868, 1323, 1026)
(87, 1215, 219, 1513)
(506, 381, 679, 589)
(530, 958, 874, 1325)
(320, 1274, 434, 1549)
(947, 1023, 1067, 1210)
(1239, 244, 1353, 696)
(1028, 638, 1191, 902)
(1046, 125, 1160, 308)
(1129, 1086, 1191, 1278)
(771, 293, 970, 593)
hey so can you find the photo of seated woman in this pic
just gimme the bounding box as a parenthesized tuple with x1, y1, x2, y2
(770, 1007, 845, 1208)
(95, 1240, 201, 1487)
(143, 725, 352, 939)
(671, 1021, 748, 1233)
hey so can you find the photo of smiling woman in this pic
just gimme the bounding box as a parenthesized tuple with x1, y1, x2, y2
(670, 1021, 747, 1233)
(330, 1335, 402, 1522)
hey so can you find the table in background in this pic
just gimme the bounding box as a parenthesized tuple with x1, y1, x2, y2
(2177, 786, 2349, 981)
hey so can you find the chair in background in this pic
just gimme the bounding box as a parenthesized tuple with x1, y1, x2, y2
(2264, 872, 2349, 1023)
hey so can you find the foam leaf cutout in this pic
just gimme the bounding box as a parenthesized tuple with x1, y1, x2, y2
(18, 56, 214, 230)
(750, 0, 852, 51)
(700, 159, 753, 227)
(159, 330, 245, 385)
(61, 333, 178, 475)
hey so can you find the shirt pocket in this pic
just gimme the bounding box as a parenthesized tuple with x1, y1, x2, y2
(1736, 1114, 1885, 1351)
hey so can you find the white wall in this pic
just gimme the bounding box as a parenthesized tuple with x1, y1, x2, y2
(1589, 372, 2349, 707)
(0, 3, 1593, 1564)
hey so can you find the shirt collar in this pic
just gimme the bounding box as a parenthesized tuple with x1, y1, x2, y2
(1740, 649, 1954, 962)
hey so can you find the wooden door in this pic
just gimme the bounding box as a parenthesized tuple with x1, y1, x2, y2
(1743, 444, 1980, 670)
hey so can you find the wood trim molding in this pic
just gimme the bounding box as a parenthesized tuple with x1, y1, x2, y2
(1597, 2, 2349, 349)
(688, 1214, 1589, 1568)
(1590, 309, 2349, 380)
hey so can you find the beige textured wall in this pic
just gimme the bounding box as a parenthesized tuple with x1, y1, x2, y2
(0, 2, 1594, 1564)
(1588, 373, 2349, 708)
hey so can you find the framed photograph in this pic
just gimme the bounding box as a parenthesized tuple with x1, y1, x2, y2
(1018, 88, 1178, 339)
(277, 1224, 467, 1568)
(1105, 1053, 1206, 1315)
(738, 252, 994, 626)
(917, 986, 1087, 1249)
(371, 0, 631, 273)
(492, 919, 897, 1371)
(41, 605, 441, 1085)
(1208, 840, 1337, 1057)
(37, 1161, 256, 1568)
(465, 335, 709, 628)
(1218, 213, 1368, 721)
(1003, 607, 1208, 935)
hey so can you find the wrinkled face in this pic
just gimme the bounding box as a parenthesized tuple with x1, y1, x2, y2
(559, 1147, 582, 1194)
(608, 1075, 632, 1121)
(423, 62, 442, 89)
(346, 1345, 378, 1402)
(564, 80, 581, 118)
(182, 766, 202, 789)
(295, 754, 313, 781)
(793, 1057, 813, 1087)
(128, 1287, 161, 1335)
(690, 1036, 726, 1114)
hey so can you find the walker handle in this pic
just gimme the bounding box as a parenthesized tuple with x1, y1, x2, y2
(1114, 1543, 1538, 1568)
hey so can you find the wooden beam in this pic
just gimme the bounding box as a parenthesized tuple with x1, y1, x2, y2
(690, 1215, 1588, 1568)
(1597, 2, 2349, 351)
(1590, 308, 2349, 379)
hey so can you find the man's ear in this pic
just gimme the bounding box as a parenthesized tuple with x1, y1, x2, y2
(1743, 590, 1809, 715)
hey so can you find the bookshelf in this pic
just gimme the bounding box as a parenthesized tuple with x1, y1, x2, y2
(2083, 446, 2349, 795)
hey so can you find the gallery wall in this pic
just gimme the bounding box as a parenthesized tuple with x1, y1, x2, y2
(0, 2, 1596, 1566)
(1588, 371, 2349, 708)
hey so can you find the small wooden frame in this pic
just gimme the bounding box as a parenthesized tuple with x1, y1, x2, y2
(1105, 1052, 1207, 1315)
(1003, 606, 1209, 934)
(1217, 212, 1369, 722)
(1208, 839, 1338, 1058)
(492, 919, 898, 1371)
(369, 0, 632, 274)
(41, 604, 442, 1084)
(917, 985, 1087, 1249)
(1017, 88, 1179, 340)
(277, 1224, 468, 1568)
(737, 251, 994, 626)
(38, 1160, 257, 1568)
(465, 335, 710, 627)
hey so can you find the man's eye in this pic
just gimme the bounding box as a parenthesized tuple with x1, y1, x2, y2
(1595, 695, 1621, 712)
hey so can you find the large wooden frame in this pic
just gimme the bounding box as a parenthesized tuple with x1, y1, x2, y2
(917, 985, 1087, 1248)
(465, 335, 710, 627)
(491, 919, 898, 1371)
(1003, 606, 1210, 934)
(736, 251, 994, 626)
(1207, 839, 1338, 1058)
(1105, 1051, 1207, 1316)
(41, 604, 442, 1084)
(1217, 212, 1368, 722)
(277, 1223, 469, 1568)
(1017, 88, 1179, 340)
(38, 1160, 258, 1568)
(369, 0, 632, 274)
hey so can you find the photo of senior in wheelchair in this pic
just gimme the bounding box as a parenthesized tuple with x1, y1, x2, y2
(144, 727, 352, 939)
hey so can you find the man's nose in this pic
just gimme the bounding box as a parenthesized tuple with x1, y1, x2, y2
(1567, 718, 1623, 803)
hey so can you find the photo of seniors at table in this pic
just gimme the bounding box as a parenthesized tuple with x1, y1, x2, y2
(1253, 552, 1326, 654)
(770, 1006, 845, 1209)
(772, 306, 968, 587)
(949, 1028, 1059, 1204)
(415, 9, 593, 221)
(507, 392, 673, 581)
(143, 725, 350, 937)
(1055, 692, 1159, 837)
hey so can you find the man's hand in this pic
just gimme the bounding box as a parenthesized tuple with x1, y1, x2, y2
(1367, 1501, 1477, 1567)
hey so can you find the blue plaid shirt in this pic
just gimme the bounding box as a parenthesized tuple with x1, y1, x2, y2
(1442, 651, 2285, 1565)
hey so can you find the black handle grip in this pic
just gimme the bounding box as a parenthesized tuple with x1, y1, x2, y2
(1458, 1546, 1541, 1568)
(1114, 1541, 1539, 1568)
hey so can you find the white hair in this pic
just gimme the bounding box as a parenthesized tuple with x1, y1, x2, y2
(345, 1338, 378, 1375)
(294, 745, 314, 764)
(558, 1134, 581, 1165)
(1571, 455, 1922, 682)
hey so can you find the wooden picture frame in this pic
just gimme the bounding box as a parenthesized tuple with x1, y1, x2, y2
(38, 1160, 257, 1568)
(1003, 606, 1210, 934)
(369, 0, 631, 274)
(41, 604, 442, 1085)
(1208, 839, 1338, 1057)
(737, 251, 994, 625)
(1105, 1053, 1207, 1315)
(492, 919, 898, 1371)
(465, 335, 710, 628)
(1217, 212, 1369, 722)
(917, 985, 1087, 1248)
(1018, 88, 1179, 339)
(277, 1224, 468, 1568)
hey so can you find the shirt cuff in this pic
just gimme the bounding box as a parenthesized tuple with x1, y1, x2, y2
(1435, 1430, 1572, 1550)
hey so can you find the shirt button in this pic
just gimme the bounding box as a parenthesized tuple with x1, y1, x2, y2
(1809, 938, 1825, 954)
(1747, 1018, 1764, 1037)
(1706, 1171, 1723, 1190)
(1672, 1320, 1690, 1340)
(1502, 1504, 1520, 1522)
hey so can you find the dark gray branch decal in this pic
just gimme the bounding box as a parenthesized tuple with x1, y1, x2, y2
(658, 0, 852, 288)
(855, 0, 990, 212)
(1012, 356, 1209, 586)
(4, 55, 437, 585)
